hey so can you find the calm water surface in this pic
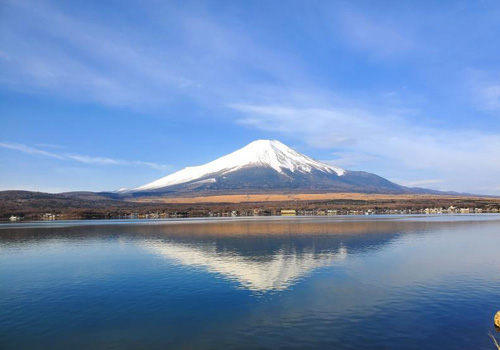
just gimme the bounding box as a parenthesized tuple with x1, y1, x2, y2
(1, 215, 500, 349)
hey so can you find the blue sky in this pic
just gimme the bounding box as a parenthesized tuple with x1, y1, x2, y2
(1, 0, 500, 194)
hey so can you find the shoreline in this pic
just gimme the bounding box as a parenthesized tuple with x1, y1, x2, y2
(3, 190, 500, 221)
(2, 212, 500, 229)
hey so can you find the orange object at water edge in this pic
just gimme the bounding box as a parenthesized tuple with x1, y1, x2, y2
(495, 311, 500, 330)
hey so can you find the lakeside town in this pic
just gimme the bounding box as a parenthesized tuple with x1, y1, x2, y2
(8, 205, 500, 221)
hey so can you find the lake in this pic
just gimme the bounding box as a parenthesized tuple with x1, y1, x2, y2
(1, 215, 500, 350)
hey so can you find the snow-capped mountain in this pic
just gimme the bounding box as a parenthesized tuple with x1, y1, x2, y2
(127, 139, 410, 195)
(132, 140, 344, 191)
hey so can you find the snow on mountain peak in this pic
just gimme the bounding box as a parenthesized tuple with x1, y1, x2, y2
(237, 139, 344, 175)
(131, 140, 345, 192)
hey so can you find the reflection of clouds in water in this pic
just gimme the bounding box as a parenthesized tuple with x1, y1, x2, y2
(143, 240, 347, 292)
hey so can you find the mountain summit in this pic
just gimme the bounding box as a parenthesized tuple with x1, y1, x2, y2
(128, 140, 413, 195)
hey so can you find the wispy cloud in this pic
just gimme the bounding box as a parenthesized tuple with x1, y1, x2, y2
(466, 70, 500, 112)
(479, 85, 500, 111)
(0, 142, 170, 171)
(230, 102, 500, 194)
(0, 1, 186, 106)
(474, 82, 500, 112)
(0, 0, 308, 109)
(333, 8, 417, 58)
(395, 179, 443, 188)
(0, 142, 65, 159)
(35, 143, 65, 149)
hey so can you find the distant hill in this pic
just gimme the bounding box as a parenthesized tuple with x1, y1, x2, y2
(1, 189, 498, 221)
(0, 190, 140, 219)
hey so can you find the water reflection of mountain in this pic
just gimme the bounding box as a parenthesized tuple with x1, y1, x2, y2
(137, 221, 406, 291)
(145, 240, 348, 291)
(3, 217, 499, 292)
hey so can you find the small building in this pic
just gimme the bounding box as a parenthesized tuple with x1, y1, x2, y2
(281, 209, 296, 216)
(42, 213, 56, 220)
(9, 215, 21, 221)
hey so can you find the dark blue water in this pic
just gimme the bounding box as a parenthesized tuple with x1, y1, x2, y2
(1, 215, 500, 349)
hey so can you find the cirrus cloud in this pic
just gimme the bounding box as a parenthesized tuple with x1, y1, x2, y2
(0, 142, 170, 171)
(231, 102, 500, 195)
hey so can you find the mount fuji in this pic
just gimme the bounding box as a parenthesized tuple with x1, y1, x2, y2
(125, 140, 424, 196)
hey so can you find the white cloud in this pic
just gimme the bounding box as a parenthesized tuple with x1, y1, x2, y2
(0, 0, 309, 109)
(334, 8, 417, 58)
(35, 143, 65, 149)
(477, 84, 500, 111)
(466, 69, 500, 112)
(0, 1, 201, 106)
(321, 152, 381, 169)
(230, 102, 500, 194)
(0, 142, 65, 159)
(0, 142, 170, 171)
(393, 179, 443, 188)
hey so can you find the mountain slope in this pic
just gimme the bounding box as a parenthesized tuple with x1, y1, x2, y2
(126, 140, 413, 195)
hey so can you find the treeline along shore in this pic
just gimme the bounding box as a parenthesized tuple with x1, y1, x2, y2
(1, 190, 500, 221)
